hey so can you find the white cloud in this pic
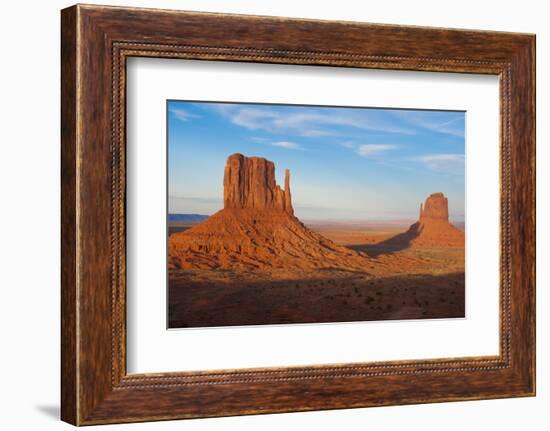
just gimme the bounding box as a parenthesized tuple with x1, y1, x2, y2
(356, 144, 398, 157)
(300, 129, 334, 137)
(417, 154, 465, 175)
(215, 105, 415, 137)
(250, 136, 303, 150)
(271, 141, 302, 150)
(169, 107, 202, 122)
(393, 111, 465, 138)
(229, 107, 279, 130)
(250, 136, 269, 143)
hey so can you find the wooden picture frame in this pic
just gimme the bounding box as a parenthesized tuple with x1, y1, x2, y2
(61, 4, 535, 425)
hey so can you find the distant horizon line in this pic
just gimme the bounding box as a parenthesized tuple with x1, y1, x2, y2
(168, 212, 465, 224)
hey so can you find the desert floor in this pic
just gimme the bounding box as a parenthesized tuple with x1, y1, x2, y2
(168, 221, 465, 328)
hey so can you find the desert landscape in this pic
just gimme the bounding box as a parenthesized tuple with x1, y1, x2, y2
(168, 153, 465, 328)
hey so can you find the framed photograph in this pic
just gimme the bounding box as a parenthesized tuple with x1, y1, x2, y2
(61, 4, 535, 425)
(166, 101, 467, 328)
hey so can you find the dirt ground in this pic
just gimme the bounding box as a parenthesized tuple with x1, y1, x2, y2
(168, 221, 465, 328)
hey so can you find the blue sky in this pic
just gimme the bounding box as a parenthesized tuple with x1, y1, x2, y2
(168, 101, 465, 222)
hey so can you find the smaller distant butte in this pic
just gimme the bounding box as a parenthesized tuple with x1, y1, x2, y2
(383, 192, 464, 248)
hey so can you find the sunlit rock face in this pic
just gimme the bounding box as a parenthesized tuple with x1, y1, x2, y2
(223, 153, 293, 215)
(419, 192, 449, 223)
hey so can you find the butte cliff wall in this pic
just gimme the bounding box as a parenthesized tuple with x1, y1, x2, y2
(223, 153, 293, 215)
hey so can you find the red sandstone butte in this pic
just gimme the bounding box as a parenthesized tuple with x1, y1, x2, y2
(386, 192, 464, 248)
(169, 154, 368, 272)
(223, 153, 294, 215)
(419, 192, 449, 222)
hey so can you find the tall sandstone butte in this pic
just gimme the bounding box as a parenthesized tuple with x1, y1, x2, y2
(419, 192, 449, 222)
(385, 192, 464, 248)
(169, 153, 369, 272)
(223, 153, 293, 214)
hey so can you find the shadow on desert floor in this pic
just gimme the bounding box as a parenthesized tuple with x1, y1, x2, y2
(169, 271, 465, 328)
(347, 224, 421, 257)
